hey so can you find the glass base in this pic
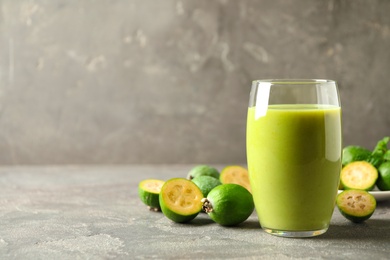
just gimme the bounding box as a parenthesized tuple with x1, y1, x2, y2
(262, 227, 328, 238)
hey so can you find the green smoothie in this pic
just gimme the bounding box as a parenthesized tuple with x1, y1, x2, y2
(246, 104, 342, 231)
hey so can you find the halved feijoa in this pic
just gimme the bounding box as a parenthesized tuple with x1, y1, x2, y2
(336, 189, 376, 223)
(219, 165, 251, 192)
(159, 178, 203, 223)
(340, 161, 378, 191)
(138, 179, 165, 211)
(191, 175, 221, 197)
(187, 165, 220, 180)
(202, 184, 254, 226)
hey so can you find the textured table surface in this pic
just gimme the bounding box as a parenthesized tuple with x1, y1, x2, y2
(1, 165, 390, 259)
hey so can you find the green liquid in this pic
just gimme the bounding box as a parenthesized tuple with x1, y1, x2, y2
(246, 104, 342, 231)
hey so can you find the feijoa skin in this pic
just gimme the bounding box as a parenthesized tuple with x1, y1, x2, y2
(336, 190, 376, 223)
(187, 165, 220, 180)
(377, 162, 390, 191)
(159, 178, 203, 223)
(138, 179, 165, 211)
(191, 175, 221, 197)
(202, 184, 254, 226)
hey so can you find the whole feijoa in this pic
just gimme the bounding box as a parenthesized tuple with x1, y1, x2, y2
(202, 184, 254, 226)
(191, 175, 222, 197)
(187, 165, 220, 180)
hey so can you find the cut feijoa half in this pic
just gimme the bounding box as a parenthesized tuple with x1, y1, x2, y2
(336, 189, 376, 223)
(159, 178, 203, 223)
(202, 183, 254, 226)
(138, 179, 165, 211)
(340, 161, 378, 191)
(219, 165, 251, 192)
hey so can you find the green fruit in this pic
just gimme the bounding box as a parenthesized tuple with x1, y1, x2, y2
(336, 189, 376, 223)
(376, 162, 390, 191)
(138, 179, 165, 211)
(159, 178, 203, 223)
(191, 175, 221, 197)
(340, 161, 378, 191)
(202, 184, 254, 226)
(342, 146, 371, 166)
(187, 165, 220, 180)
(220, 165, 251, 192)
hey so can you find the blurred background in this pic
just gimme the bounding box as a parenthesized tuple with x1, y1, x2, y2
(0, 0, 389, 165)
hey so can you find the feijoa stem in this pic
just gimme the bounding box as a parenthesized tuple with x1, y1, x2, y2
(148, 206, 160, 212)
(201, 198, 213, 213)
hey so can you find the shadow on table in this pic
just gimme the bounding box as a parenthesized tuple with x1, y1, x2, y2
(236, 219, 261, 229)
(197, 219, 261, 230)
(321, 218, 390, 240)
(185, 213, 216, 226)
(183, 215, 261, 229)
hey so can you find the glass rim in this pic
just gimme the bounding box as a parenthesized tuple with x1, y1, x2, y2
(252, 79, 336, 85)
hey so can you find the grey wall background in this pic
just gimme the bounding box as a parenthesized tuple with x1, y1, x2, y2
(0, 0, 389, 165)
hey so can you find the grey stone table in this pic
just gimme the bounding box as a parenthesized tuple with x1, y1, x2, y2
(1, 165, 390, 259)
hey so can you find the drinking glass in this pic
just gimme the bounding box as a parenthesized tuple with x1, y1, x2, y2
(246, 79, 342, 238)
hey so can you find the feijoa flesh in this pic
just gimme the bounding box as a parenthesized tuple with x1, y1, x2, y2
(340, 161, 378, 191)
(219, 165, 252, 192)
(336, 190, 376, 223)
(159, 178, 203, 223)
